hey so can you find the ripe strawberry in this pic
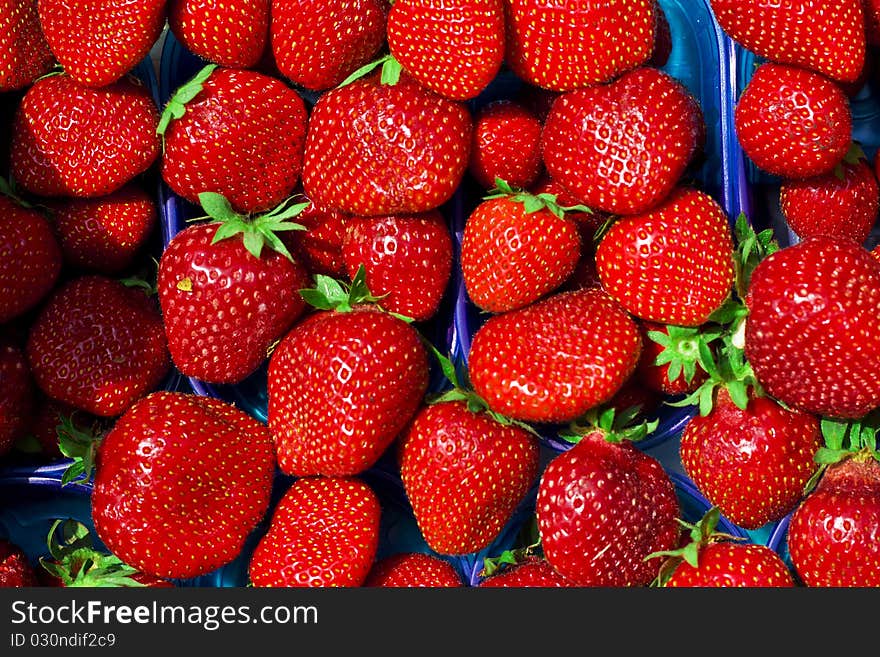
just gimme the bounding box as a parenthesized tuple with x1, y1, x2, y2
(0, 340, 34, 458)
(159, 65, 308, 215)
(10, 73, 160, 198)
(461, 184, 583, 314)
(271, 0, 388, 92)
(542, 67, 705, 216)
(25, 275, 170, 418)
(364, 552, 464, 588)
(595, 186, 735, 327)
(477, 555, 572, 587)
(467, 288, 643, 424)
(341, 211, 453, 322)
(636, 322, 710, 397)
(735, 63, 852, 180)
(866, 0, 880, 45)
(469, 100, 544, 190)
(648, 1, 672, 68)
(504, 0, 656, 92)
(710, 0, 865, 84)
(281, 195, 349, 278)
(37, 0, 166, 88)
(92, 391, 276, 580)
(158, 193, 311, 385)
(168, 0, 269, 69)
(249, 476, 381, 587)
(302, 69, 472, 217)
(744, 236, 880, 418)
(0, 539, 37, 587)
(0, 0, 54, 92)
(387, 0, 504, 101)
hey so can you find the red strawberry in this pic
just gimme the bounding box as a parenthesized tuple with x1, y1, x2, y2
(866, 0, 880, 45)
(92, 391, 276, 580)
(281, 195, 350, 278)
(10, 73, 160, 198)
(387, 0, 504, 101)
(159, 65, 308, 215)
(467, 288, 643, 424)
(158, 193, 311, 385)
(636, 322, 710, 397)
(25, 275, 170, 418)
(249, 476, 381, 587)
(595, 186, 735, 327)
(168, 0, 269, 69)
(477, 555, 572, 587)
(0, 0, 54, 92)
(542, 67, 705, 216)
(341, 211, 453, 322)
(710, 0, 865, 84)
(504, 0, 656, 92)
(0, 340, 34, 458)
(648, 1, 673, 68)
(0, 539, 37, 587)
(469, 100, 544, 190)
(271, 0, 388, 92)
(735, 63, 852, 180)
(364, 552, 464, 588)
(302, 69, 472, 217)
(744, 236, 880, 419)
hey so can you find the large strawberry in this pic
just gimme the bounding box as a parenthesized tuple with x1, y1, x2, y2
(92, 391, 276, 580)
(364, 552, 464, 588)
(469, 100, 544, 190)
(542, 66, 705, 216)
(249, 476, 381, 587)
(168, 0, 269, 69)
(504, 0, 656, 92)
(710, 0, 865, 84)
(0, 0, 54, 92)
(0, 539, 37, 587)
(0, 340, 34, 458)
(159, 65, 308, 215)
(10, 73, 160, 198)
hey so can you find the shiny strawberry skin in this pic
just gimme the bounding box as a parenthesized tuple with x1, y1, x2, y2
(158, 222, 310, 385)
(161, 68, 307, 215)
(37, 0, 166, 88)
(537, 432, 681, 586)
(469, 100, 544, 190)
(745, 236, 880, 419)
(168, 0, 269, 69)
(665, 542, 796, 587)
(735, 63, 852, 180)
(0, 0, 54, 91)
(477, 556, 573, 587)
(268, 307, 429, 477)
(387, 0, 504, 101)
(710, 0, 865, 83)
(542, 67, 704, 216)
(92, 391, 276, 580)
(249, 476, 381, 587)
(398, 400, 540, 556)
(281, 196, 349, 278)
(11, 74, 160, 198)
(680, 388, 822, 530)
(364, 552, 463, 588)
(0, 539, 38, 587)
(342, 211, 453, 322)
(504, 0, 655, 92)
(595, 187, 735, 327)
(0, 340, 34, 457)
(302, 72, 472, 217)
(467, 288, 643, 424)
(788, 457, 880, 587)
(25, 275, 170, 418)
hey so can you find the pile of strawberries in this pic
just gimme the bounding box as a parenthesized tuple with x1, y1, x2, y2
(2, 0, 880, 589)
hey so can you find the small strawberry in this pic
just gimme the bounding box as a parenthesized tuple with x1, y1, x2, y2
(281, 194, 350, 278)
(734, 63, 852, 180)
(364, 552, 464, 588)
(0, 538, 37, 587)
(249, 476, 381, 587)
(636, 322, 710, 397)
(0, 339, 35, 458)
(477, 555, 572, 587)
(0, 0, 54, 92)
(168, 0, 269, 69)
(468, 100, 544, 190)
(92, 391, 276, 580)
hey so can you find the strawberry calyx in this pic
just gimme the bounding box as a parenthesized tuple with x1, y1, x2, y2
(558, 405, 659, 445)
(832, 141, 868, 181)
(58, 415, 104, 486)
(485, 177, 593, 219)
(0, 175, 34, 209)
(337, 53, 404, 88)
(299, 264, 414, 323)
(646, 324, 722, 390)
(805, 414, 880, 493)
(157, 64, 217, 137)
(480, 541, 542, 579)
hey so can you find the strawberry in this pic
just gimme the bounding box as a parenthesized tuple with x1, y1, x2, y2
(268, 271, 429, 477)
(542, 66, 705, 216)
(734, 63, 852, 180)
(270, 0, 388, 92)
(158, 193, 311, 385)
(281, 195, 349, 278)
(249, 476, 381, 587)
(648, 1, 672, 68)
(92, 391, 276, 580)
(302, 67, 472, 217)
(0, 539, 37, 587)
(595, 186, 735, 327)
(159, 65, 308, 215)
(467, 288, 643, 424)
(0, 0, 54, 92)
(460, 182, 584, 314)
(168, 0, 269, 69)
(25, 275, 170, 418)
(364, 552, 464, 588)
(341, 211, 453, 322)
(866, 0, 880, 45)
(710, 0, 865, 84)
(468, 100, 544, 191)
(477, 555, 572, 587)
(10, 73, 160, 198)
(636, 322, 710, 397)
(387, 0, 505, 101)
(744, 235, 880, 419)
(0, 340, 34, 458)
(504, 0, 656, 92)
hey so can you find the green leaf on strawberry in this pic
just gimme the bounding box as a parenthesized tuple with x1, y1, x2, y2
(58, 415, 101, 486)
(485, 177, 592, 219)
(157, 64, 217, 137)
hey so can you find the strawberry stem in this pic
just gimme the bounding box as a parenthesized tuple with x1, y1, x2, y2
(157, 64, 217, 137)
(484, 178, 592, 219)
(58, 415, 101, 486)
(558, 405, 659, 445)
